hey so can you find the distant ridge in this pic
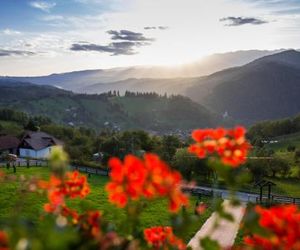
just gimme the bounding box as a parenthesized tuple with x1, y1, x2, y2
(0, 49, 283, 93)
(185, 50, 300, 124)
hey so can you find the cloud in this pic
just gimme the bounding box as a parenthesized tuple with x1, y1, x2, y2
(107, 30, 154, 41)
(1, 29, 22, 35)
(158, 26, 169, 30)
(29, 1, 56, 12)
(70, 29, 155, 56)
(144, 26, 169, 30)
(41, 15, 64, 21)
(70, 41, 149, 55)
(144, 26, 156, 30)
(73, 0, 102, 3)
(220, 16, 268, 26)
(273, 7, 300, 15)
(0, 49, 35, 57)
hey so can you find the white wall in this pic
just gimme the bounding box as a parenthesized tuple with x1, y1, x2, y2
(19, 146, 54, 159)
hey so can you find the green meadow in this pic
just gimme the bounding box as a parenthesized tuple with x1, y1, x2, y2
(0, 167, 213, 242)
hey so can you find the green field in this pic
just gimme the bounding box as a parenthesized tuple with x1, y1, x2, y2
(263, 132, 300, 151)
(0, 167, 213, 242)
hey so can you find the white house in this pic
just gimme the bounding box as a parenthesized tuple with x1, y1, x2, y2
(19, 131, 63, 159)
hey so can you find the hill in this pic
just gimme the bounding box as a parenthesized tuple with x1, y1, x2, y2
(185, 50, 300, 124)
(268, 132, 300, 151)
(247, 113, 300, 140)
(0, 81, 221, 133)
(0, 50, 281, 93)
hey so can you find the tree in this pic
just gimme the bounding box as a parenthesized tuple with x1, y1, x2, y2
(172, 148, 211, 181)
(24, 119, 39, 131)
(245, 159, 268, 182)
(160, 135, 181, 162)
(268, 157, 291, 177)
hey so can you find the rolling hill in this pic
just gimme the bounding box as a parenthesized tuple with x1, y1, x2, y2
(0, 80, 222, 133)
(185, 50, 300, 124)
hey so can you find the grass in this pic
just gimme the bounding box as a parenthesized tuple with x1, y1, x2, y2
(230, 176, 300, 198)
(265, 177, 300, 197)
(0, 166, 213, 243)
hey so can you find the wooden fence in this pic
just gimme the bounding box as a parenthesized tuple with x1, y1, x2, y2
(69, 165, 109, 176)
(182, 187, 214, 197)
(256, 194, 300, 205)
(0, 160, 47, 167)
(0, 160, 109, 176)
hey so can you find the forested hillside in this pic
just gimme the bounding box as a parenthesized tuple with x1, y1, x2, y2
(186, 50, 300, 124)
(0, 81, 222, 133)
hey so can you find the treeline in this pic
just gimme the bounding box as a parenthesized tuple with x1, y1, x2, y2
(248, 114, 300, 142)
(0, 108, 52, 130)
(124, 91, 163, 98)
(75, 90, 189, 100)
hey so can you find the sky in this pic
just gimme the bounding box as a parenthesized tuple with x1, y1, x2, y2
(0, 0, 300, 76)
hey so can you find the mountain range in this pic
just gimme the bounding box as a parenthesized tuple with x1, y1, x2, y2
(1, 49, 300, 126)
(0, 50, 282, 93)
(186, 50, 300, 124)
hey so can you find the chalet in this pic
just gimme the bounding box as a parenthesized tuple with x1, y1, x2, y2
(0, 135, 20, 156)
(19, 132, 63, 159)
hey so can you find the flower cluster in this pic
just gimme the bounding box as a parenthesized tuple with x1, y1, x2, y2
(78, 211, 102, 239)
(106, 153, 188, 212)
(144, 226, 186, 250)
(38, 171, 90, 214)
(0, 231, 9, 250)
(189, 127, 250, 167)
(244, 205, 300, 250)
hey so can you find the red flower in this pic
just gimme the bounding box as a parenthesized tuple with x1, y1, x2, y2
(106, 155, 146, 207)
(144, 226, 186, 250)
(106, 153, 189, 212)
(195, 202, 207, 215)
(0, 231, 9, 250)
(78, 211, 102, 239)
(39, 171, 90, 214)
(244, 205, 300, 250)
(189, 126, 250, 167)
(64, 171, 90, 198)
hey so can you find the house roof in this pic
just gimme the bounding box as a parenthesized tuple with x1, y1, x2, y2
(20, 131, 63, 151)
(0, 135, 20, 150)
